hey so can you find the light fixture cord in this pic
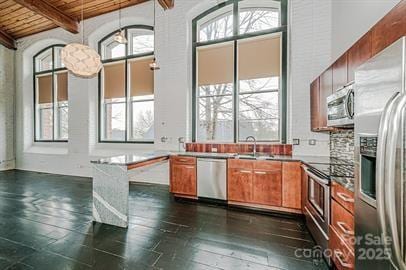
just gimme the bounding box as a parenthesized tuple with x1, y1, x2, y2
(153, 0, 156, 60)
(119, 0, 122, 30)
(81, 0, 84, 44)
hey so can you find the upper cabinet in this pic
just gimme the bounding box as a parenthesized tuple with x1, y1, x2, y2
(348, 32, 372, 82)
(318, 67, 333, 130)
(371, 1, 406, 56)
(310, 78, 320, 132)
(332, 52, 348, 92)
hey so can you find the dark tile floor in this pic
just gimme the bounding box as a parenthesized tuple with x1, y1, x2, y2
(0, 170, 329, 270)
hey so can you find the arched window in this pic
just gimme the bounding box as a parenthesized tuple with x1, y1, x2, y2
(34, 45, 68, 142)
(98, 25, 155, 143)
(192, 0, 287, 143)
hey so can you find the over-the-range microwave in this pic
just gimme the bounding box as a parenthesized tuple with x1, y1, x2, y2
(327, 83, 354, 127)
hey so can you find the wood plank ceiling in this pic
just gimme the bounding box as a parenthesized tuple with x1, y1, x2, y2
(0, 0, 174, 49)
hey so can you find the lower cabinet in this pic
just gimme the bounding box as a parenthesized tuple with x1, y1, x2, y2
(170, 156, 197, 196)
(228, 168, 253, 202)
(252, 169, 282, 206)
(227, 159, 300, 210)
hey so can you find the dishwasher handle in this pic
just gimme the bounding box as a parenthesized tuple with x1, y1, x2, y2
(197, 158, 227, 163)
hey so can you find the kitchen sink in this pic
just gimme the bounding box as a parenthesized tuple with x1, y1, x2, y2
(236, 153, 275, 160)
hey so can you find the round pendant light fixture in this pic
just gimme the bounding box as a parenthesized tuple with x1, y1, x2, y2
(113, 0, 127, 44)
(149, 0, 160, 71)
(61, 0, 102, 78)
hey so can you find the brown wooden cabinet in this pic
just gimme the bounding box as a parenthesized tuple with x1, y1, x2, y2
(332, 52, 348, 92)
(228, 168, 253, 202)
(282, 162, 301, 209)
(228, 159, 286, 208)
(169, 156, 197, 196)
(252, 166, 282, 206)
(310, 78, 320, 132)
(371, 1, 406, 56)
(301, 165, 307, 213)
(347, 31, 372, 82)
(319, 66, 333, 130)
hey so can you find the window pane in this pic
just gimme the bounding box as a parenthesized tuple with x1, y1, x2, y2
(199, 84, 233, 97)
(238, 1, 281, 34)
(238, 92, 279, 141)
(102, 62, 126, 99)
(128, 28, 154, 56)
(102, 100, 126, 141)
(239, 77, 279, 93)
(129, 57, 154, 97)
(35, 48, 53, 72)
(130, 100, 154, 141)
(239, 119, 279, 141)
(101, 36, 126, 60)
(56, 102, 69, 140)
(37, 106, 53, 140)
(197, 95, 233, 142)
(54, 46, 65, 69)
(198, 5, 233, 42)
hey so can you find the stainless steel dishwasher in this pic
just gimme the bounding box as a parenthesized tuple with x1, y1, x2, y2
(197, 158, 227, 200)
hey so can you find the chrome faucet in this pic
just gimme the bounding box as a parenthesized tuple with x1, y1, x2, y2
(245, 136, 257, 156)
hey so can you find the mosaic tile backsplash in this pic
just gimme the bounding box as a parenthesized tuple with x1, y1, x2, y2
(330, 130, 355, 177)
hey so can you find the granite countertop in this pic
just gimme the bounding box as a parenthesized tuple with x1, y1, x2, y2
(91, 151, 354, 192)
(91, 151, 171, 166)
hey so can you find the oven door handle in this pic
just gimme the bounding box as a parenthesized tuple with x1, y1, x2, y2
(344, 88, 354, 119)
(301, 165, 329, 186)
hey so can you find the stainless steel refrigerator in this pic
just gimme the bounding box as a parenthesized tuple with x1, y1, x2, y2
(354, 36, 406, 270)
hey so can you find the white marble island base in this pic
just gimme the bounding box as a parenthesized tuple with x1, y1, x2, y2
(91, 152, 170, 228)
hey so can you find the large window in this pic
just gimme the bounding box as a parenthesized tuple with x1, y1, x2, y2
(192, 0, 287, 143)
(98, 26, 155, 143)
(34, 45, 68, 142)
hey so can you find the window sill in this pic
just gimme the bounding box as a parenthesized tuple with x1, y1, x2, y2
(24, 144, 68, 155)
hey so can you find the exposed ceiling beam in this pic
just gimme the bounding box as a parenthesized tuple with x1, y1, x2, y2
(157, 0, 174, 10)
(0, 29, 16, 50)
(13, 0, 79, 34)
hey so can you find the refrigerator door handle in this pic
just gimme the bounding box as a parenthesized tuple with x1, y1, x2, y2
(385, 93, 406, 270)
(376, 92, 401, 260)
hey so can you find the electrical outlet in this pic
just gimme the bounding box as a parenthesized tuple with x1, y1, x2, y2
(211, 148, 218, 152)
(292, 139, 300, 145)
(309, 139, 316, 146)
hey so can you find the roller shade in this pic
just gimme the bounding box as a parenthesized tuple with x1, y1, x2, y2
(197, 42, 234, 86)
(129, 57, 154, 97)
(238, 34, 281, 80)
(103, 62, 125, 99)
(56, 71, 68, 102)
(37, 74, 52, 104)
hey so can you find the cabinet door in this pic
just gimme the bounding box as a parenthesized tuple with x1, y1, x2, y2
(301, 166, 307, 213)
(319, 67, 333, 130)
(347, 31, 372, 82)
(228, 168, 252, 202)
(252, 170, 282, 206)
(332, 52, 348, 92)
(170, 164, 196, 196)
(282, 162, 302, 209)
(310, 78, 320, 131)
(371, 1, 406, 56)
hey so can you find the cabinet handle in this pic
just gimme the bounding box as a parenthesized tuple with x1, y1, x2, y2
(179, 159, 188, 162)
(185, 166, 195, 169)
(337, 221, 354, 236)
(334, 250, 352, 268)
(254, 171, 267, 175)
(240, 170, 251, 174)
(336, 192, 354, 203)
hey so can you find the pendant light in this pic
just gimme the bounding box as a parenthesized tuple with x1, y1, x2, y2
(113, 0, 127, 44)
(61, 0, 102, 78)
(149, 0, 160, 70)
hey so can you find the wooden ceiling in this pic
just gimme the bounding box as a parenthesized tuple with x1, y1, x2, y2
(0, 0, 174, 50)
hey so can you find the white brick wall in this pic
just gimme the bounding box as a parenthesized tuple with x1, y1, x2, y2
(13, 0, 334, 181)
(0, 46, 15, 170)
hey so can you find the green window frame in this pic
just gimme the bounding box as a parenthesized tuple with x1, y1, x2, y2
(33, 44, 68, 142)
(192, 0, 288, 143)
(98, 25, 155, 144)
